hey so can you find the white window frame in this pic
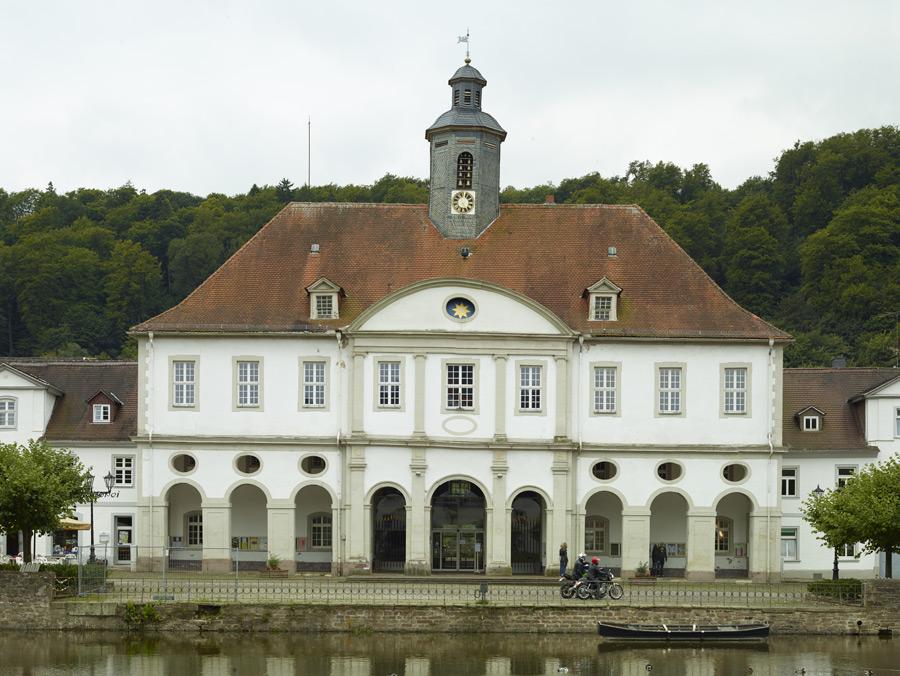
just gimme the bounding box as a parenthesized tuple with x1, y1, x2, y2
(584, 515, 608, 554)
(838, 542, 859, 559)
(442, 359, 479, 413)
(92, 403, 111, 423)
(186, 511, 203, 547)
(655, 363, 685, 417)
(895, 407, 900, 438)
(309, 513, 333, 550)
(312, 293, 337, 319)
(233, 357, 263, 410)
(169, 356, 198, 410)
(112, 456, 134, 488)
(515, 361, 545, 415)
(780, 527, 799, 561)
(715, 516, 733, 554)
(591, 362, 620, 416)
(836, 465, 856, 489)
(592, 295, 614, 321)
(721, 364, 751, 416)
(781, 466, 798, 498)
(374, 358, 404, 410)
(802, 415, 820, 431)
(0, 397, 17, 429)
(586, 277, 621, 322)
(300, 359, 329, 410)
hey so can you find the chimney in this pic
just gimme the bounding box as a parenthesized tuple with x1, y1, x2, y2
(832, 356, 846, 369)
(545, 195, 555, 205)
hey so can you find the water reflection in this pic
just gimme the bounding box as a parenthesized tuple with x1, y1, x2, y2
(0, 631, 897, 676)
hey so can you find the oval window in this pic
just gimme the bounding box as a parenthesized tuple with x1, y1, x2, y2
(235, 454, 261, 475)
(172, 454, 196, 473)
(723, 464, 747, 482)
(445, 297, 476, 321)
(592, 461, 617, 481)
(300, 455, 327, 476)
(657, 462, 683, 482)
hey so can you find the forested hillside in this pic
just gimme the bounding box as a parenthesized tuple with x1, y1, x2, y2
(1, 127, 897, 367)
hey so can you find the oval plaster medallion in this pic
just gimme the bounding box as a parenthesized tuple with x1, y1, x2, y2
(441, 415, 477, 436)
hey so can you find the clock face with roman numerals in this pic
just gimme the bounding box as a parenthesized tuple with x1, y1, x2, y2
(451, 190, 476, 214)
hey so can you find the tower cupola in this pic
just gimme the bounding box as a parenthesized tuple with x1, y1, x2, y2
(426, 59, 506, 239)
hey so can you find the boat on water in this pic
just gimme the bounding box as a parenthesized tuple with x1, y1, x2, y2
(597, 621, 769, 640)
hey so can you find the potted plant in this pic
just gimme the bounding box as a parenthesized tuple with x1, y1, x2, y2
(633, 560, 655, 582)
(264, 553, 287, 577)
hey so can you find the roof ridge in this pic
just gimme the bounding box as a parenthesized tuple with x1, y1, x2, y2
(786, 367, 899, 372)
(282, 202, 646, 210)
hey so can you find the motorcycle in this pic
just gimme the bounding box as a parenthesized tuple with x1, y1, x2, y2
(558, 572, 577, 599)
(574, 569, 624, 600)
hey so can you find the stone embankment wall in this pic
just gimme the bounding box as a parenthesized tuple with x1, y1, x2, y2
(1, 573, 897, 636)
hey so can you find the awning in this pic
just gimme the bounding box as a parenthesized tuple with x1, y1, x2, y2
(57, 517, 91, 531)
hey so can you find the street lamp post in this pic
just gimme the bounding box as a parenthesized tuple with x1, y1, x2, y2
(811, 484, 840, 581)
(88, 471, 116, 563)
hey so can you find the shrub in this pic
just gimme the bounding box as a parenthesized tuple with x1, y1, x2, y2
(807, 578, 863, 601)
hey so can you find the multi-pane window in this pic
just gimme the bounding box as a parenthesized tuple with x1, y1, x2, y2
(0, 398, 16, 428)
(237, 360, 260, 407)
(593, 296, 612, 320)
(723, 367, 747, 414)
(303, 361, 327, 408)
(446, 363, 475, 410)
(895, 408, 900, 437)
(781, 467, 798, 497)
(838, 543, 858, 558)
(187, 512, 203, 547)
(803, 415, 819, 431)
(310, 514, 332, 549)
(92, 404, 111, 423)
(658, 367, 682, 414)
(456, 152, 473, 189)
(836, 466, 856, 489)
(173, 360, 196, 407)
(519, 365, 542, 411)
(780, 528, 798, 560)
(715, 516, 731, 553)
(584, 516, 607, 553)
(378, 361, 401, 408)
(113, 456, 134, 487)
(314, 294, 334, 319)
(593, 366, 617, 413)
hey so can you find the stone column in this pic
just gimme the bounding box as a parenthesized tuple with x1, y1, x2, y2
(554, 355, 568, 441)
(136, 498, 168, 572)
(345, 444, 369, 573)
(749, 508, 782, 582)
(493, 354, 507, 440)
(202, 499, 231, 573)
(413, 354, 427, 437)
(686, 508, 716, 581)
(548, 451, 570, 575)
(487, 449, 510, 575)
(266, 500, 295, 572)
(351, 352, 366, 434)
(406, 446, 429, 574)
(620, 507, 651, 579)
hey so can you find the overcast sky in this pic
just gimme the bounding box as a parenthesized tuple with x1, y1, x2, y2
(1, 1, 898, 195)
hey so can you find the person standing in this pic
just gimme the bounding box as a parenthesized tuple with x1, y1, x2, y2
(559, 542, 568, 577)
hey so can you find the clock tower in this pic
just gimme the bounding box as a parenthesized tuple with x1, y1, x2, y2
(426, 59, 506, 239)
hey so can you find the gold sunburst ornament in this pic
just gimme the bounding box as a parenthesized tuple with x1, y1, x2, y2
(446, 297, 475, 320)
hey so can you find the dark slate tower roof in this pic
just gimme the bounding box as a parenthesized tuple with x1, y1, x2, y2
(425, 59, 506, 140)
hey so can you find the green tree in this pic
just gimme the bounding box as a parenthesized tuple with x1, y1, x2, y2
(0, 440, 94, 563)
(803, 457, 900, 578)
(104, 240, 164, 353)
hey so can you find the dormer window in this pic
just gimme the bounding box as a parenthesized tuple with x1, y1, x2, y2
(796, 406, 824, 432)
(305, 277, 342, 320)
(803, 415, 820, 432)
(586, 277, 622, 322)
(93, 403, 111, 423)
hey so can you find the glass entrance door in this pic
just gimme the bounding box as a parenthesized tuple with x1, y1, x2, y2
(114, 516, 132, 563)
(431, 529, 484, 572)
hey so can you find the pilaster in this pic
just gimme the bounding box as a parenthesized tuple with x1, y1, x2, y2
(136, 499, 168, 572)
(686, 508, 716, 581)
(493, 354, 507, 441)
(548, 451, 570, 575)
(620, 507, 651, 579)
(266, 500, 295, 572)
(413, 354, 426, 437)
(407, 446, 429, 574)
(487, 449, 510, 575)
(749, 508, 782, 582)
(553, 355, 568, 441)
(351, 353, 366, 434)
(346, 445, 369, 572)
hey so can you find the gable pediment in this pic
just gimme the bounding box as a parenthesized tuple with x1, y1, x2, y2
(305, 277, 343, 295)
(794, 406, 825, 418)
(584, 277, 622, 296)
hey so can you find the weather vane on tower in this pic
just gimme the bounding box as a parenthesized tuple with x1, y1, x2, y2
(457, 28, 470, 63)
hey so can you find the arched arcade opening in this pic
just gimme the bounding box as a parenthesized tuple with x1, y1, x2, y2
(431, 480, 486, 572)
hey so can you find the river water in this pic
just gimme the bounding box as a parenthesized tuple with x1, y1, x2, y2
(0, 631, 897, 675)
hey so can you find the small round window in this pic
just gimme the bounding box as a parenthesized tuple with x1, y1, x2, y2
(445, 297, 476, 321)
(657, 462, 683, 482)
(172, 454, 196, 474)
(300, 455, 327, 476)
(592, 461, 617, 481)
(723, 464, 748, 483)
(235, 454, 261, 475)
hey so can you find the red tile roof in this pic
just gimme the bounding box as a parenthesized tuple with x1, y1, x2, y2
(133, 203, 790, 341)
(782, 368, 899, 450)
(5, 360, 137, 442)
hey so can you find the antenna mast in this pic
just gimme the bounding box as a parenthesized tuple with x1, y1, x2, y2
(307, 116, 311, 187)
